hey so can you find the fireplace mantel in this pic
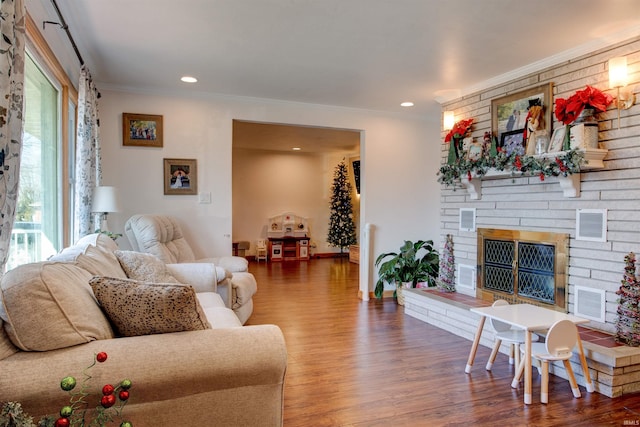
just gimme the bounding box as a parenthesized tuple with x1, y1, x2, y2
(459, 148, 608, 200)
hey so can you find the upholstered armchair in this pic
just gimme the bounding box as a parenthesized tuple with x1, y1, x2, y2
(124, 214, 257, 324)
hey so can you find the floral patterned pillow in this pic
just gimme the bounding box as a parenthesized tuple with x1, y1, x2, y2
(89, 276, 211, 337)
(114, 250, 177, 283)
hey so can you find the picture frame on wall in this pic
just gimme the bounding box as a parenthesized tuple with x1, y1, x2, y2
(163, 158, 197, 195)
(548, 126, 567, 153)
(491, 83, 553, 142)
(123, 113, 163, 147)
(499, 129, 525, 156)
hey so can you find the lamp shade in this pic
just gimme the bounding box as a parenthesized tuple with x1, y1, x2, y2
(443, 111, 455, 131)
(91, 186, 121, 213)
(609, 57, 628, 88)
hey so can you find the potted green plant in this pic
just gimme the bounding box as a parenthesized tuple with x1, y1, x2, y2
(374, 240, 439, 304)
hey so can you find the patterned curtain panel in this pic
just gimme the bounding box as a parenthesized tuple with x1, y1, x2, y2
(0, 0, 26, 271)
(74, 65, 102, 241)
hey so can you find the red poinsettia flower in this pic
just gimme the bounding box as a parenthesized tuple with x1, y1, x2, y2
(554, 85, 614, 125)
(444, 118, 474, 142)
(575, 85, 614, 112)
(554, 98, 569, 125)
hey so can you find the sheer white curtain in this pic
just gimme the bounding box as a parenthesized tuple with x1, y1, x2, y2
(74, 65, 102, 240)
(0, 0, 26, 271)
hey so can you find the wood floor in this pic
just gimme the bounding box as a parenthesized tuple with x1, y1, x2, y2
(246, 257, 640, 427)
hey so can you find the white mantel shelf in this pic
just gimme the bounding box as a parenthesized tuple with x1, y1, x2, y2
(459, 148, 608, 200)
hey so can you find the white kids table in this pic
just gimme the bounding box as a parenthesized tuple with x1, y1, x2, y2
(465, 303, 594, 404)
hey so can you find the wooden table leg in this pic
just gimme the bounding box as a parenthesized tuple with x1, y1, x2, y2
(511, 357, 525, 389)
(465, 316, 486, 374)
(575, 332, 595, 392)
(524, 331, 532, 405)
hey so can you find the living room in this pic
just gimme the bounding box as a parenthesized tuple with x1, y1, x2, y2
(3, 0, 640, 425)
(20, 0, 640, 298)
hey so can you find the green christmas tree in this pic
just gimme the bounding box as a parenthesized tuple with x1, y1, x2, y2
(616, 252, 640, 346)
(436, 234, 456, 292)
(327, 160, 357, 254)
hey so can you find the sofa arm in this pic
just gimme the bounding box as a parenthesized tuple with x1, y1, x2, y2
(231, 272, 258, 306)
(216, 277, 234, 308)
(216, 274, 256, 310)
(166, 262, 224, 293)
(0, 325, 287, 424)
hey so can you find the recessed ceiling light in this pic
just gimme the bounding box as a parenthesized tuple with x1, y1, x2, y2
(292, 147, 302, 151)
(400, 101, 414, 107)
(181, 76, 198, 83)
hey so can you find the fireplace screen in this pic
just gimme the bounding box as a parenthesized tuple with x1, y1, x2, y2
(478, 229, 568, 311)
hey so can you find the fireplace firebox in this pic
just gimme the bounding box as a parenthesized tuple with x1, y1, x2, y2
(476, 228, 569, 312)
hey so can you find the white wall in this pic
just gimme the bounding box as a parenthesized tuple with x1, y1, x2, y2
(98, 89, 441, 295)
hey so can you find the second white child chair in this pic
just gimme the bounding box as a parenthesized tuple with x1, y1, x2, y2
(512, 319, 582, 404)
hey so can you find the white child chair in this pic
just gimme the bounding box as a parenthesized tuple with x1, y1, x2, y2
(513, 319, 582, 404)
(486, 299, 539, 371)
(256, 239, 268, 262)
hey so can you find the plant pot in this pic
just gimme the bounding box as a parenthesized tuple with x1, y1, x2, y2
(396, 282, 412, 305)
(574, 108, 596, 124)
(396, 286, 404, 305)
(447, 137, 459, 165)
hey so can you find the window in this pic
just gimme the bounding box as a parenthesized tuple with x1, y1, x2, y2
(6, 55, 61, 270)
(6, 16, 78, 270)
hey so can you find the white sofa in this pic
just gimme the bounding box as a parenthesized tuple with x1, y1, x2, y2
(124, 214, 258, 324)
(0, 234, 286, 426)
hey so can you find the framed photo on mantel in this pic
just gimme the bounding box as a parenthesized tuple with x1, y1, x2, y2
(491, 83, 553, 143)
(122, 113, 163, 147)
(499, 129, 525, 156)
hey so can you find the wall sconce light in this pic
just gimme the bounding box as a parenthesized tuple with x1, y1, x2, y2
(609, 56, 635, 128)
(443, 111, 455, 131)
(91, 186, 121, 232)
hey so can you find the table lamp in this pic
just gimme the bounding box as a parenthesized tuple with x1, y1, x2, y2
(91, 186, 121, 232)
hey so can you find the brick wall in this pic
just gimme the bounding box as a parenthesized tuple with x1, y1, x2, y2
(439, 35, 640, 334)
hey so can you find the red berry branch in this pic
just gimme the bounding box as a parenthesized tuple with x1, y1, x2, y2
(53, 352, 133, 427)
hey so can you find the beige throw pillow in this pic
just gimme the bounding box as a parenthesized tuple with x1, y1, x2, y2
(48, 233, 119, 262)
(0, 262, 114, 351)
(89, 277, 211, 337)
(76, 244, 127, 278)
(114, 250, 177, 283)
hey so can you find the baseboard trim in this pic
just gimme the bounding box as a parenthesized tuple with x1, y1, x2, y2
(248, 252, 348, 261)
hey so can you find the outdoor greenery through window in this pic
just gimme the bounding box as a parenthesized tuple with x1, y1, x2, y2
(6, 54, 61, 270)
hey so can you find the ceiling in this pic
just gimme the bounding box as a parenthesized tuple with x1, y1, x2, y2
(31, 0, 640, 149)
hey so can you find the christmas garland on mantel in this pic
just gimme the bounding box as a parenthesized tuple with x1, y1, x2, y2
(437, 148, 586, 188)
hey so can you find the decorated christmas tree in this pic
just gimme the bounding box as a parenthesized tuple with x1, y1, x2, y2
(436, 234, 456, 292)
(615, 252, 640, 346)
(327, 160, 357, 254)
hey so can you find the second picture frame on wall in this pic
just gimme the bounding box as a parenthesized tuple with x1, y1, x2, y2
(163, 158, 197, 195)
